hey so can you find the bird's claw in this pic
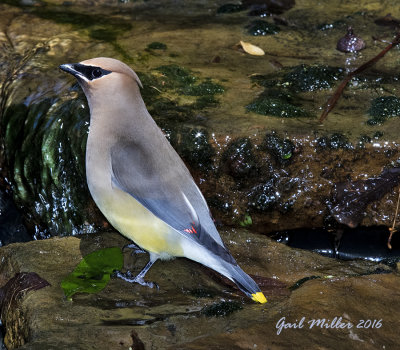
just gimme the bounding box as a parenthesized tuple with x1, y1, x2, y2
(115, 271, 158, 289)
(122, 243, 146, 255)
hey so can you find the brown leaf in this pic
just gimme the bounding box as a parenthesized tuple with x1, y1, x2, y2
(330, 167, 400, 228)
(0, 272, 50, 314)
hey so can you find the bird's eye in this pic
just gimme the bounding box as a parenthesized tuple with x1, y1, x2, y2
(92, 68, 102, 79)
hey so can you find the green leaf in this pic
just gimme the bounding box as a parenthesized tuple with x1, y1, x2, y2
(239, 214, 253, 227)
(61, 247, 123, 299)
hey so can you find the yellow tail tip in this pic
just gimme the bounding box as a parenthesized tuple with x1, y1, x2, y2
(251, 292, 267, 304)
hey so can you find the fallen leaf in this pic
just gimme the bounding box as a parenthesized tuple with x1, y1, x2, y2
(240, 40, 265, 56)
(330, 167, 400, 228)
(61, 247, 123, 299)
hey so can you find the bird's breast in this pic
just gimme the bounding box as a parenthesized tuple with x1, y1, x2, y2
(85, 136, 184, 257)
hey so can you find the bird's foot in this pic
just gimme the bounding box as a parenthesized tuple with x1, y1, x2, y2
(115, 271, 159, 289)
(122, 243, 146, 255)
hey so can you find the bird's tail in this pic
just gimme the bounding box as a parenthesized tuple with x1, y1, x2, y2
(222, 262, 267, 304)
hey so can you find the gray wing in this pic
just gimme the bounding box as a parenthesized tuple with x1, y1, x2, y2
(110, 141, 235, 264)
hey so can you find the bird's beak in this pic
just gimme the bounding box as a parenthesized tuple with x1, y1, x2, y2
(59, 63, 79, 78)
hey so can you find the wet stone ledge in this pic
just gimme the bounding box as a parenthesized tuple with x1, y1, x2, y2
(0, 230, 399, 349)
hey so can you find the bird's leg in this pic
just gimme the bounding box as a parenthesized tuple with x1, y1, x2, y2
(116, 255, 159, 289)
(122, 242, 146, 255)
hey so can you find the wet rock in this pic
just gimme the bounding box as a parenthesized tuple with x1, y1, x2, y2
(3, 93, 98, 239)
(330, 168, 400, 228)
(0, 190, 30, 246)
(317, 133, 353, 150)
(374, 14, 400, 28)
(336, 27, 366, 53)
(248, 180, 279, 211)
(222, 137, 257, 179)
(246, 20, 280, 35)
(177, 128, 215, 170)
(243, 0, 295, 15)
(263, 132, 295, 164)
(0, 230, 399, 349)
(317, 20, 346, 31)
(217, 3, 246, 14)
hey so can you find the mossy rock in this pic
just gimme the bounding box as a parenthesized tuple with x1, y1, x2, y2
(263, 132, 295, 163)
(3, 88, 94, 238)
(176, 128, 215, 170)
(222, 137, 257, 179)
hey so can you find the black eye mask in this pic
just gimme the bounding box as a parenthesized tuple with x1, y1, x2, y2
(72, 64, 112, 81)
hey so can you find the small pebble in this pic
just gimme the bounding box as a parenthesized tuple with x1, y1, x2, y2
(336, 27, 366, 53)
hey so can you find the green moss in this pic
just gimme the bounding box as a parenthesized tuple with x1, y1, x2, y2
(193, 95, 219, 109)
(201, 301, 243, 317)
(282, 64, 344, 92)
(263, 132, 295, 163)
(180, 79, 224, 96)
(248, 181, 278, 212)
(246, 96, 310, 118)
(147, 41, 167, 50)
(177, 128, 215, 170)
(156, 64, 197, 88)
(139, 66, 225, 123)
(222, 137, 257, 178)
(367, 96, 400, 125)
(189, 288, 216, 298)
(246, 20, 280, 36)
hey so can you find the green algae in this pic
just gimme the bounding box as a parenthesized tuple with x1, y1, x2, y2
(147, 42, 167, 50)
(201, 300, 243, 317)
(246, 96, 310, 118)
(263, 133, 295, 163)
(246, 65, 343, 117)
(180, 79, 224, 96)
(189, 288, 217, 298)
(282, 64, 344, 92)
(177, 128, 215, 170)
(156, 65, 198, 88)
(367, 96, 400, 125)
(222, 137, 257, 179)
(139, 65, 225, 124)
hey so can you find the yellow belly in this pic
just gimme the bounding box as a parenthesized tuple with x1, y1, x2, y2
(94, 186, 184, 257)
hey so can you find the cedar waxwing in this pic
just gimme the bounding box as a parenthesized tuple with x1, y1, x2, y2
(59, 57, 267, 304)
